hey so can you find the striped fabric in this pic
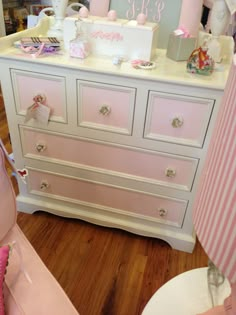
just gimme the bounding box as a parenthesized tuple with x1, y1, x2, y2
(193, 55, 236, 284)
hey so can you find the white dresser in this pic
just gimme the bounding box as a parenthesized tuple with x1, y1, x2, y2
(0, 21, 231, 252)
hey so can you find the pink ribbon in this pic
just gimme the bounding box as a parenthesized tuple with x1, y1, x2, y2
(20, 44, 59, 58)
(175, 26, 191, 38)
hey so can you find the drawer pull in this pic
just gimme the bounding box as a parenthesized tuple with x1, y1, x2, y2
(172, 116, 184, 128)
(36, 143, 47, 153)
(158, 208, 168, 217)
(33, 93, 46, 105)
(40, 181, 49, 191)
(165, 168, 176, 178)
(99, 105, 111, 116)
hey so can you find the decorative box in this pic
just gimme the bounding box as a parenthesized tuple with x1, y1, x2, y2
(166, 33, 197, 61)
(64, 15, 159, 61)
(69, 36, 90, 59)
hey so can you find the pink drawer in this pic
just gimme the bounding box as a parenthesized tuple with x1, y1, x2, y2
(77, 80, 136, 134)
(21, 127, 198, 191)
(144, 91, 214, 147)
(11, 69, 67, 123)
(27, 168, 188, 228)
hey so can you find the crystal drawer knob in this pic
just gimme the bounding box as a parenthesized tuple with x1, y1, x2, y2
(158, 208, 168, 217)
(33, 93, 46, 104)
(99, 105, 111, 116)
(165, 168, 176, 178)
(36, 143, 47, 153)
(40, 180, 49, 191)
(172, 116, 184, 128)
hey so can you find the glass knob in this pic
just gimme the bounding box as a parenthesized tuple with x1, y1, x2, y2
(158, 208, 168, 217)
(172, 116, 184, 128)
(36, 143, 47, 153)
(40, 180, 49, 191)
(33, 93, 46, 104)
(99, 105, 111, 116)
(165, 168, 176, 178)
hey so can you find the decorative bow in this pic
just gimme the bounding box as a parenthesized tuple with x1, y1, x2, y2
(174, 26, 191, 38)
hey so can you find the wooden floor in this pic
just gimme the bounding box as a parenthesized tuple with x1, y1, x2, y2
(0, 93, 208, 315)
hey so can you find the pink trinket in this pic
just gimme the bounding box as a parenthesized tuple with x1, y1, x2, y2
(107, 10, 117, 21)
(136, 13, 147, 25)
(69, 36, 90, 59)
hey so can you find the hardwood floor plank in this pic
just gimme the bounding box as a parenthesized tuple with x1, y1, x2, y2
(0, 92, 208, 315)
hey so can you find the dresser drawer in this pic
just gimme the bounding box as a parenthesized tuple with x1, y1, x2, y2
(77, 80, 136, 135)
(144, 91, 214, 147)
(11, 69, 67, 123)
(27, 168, 188, 228)
(21, 127, 198, 191)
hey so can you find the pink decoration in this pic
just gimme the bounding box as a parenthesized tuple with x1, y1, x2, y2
(20, 43, 45, 57)
(90, 31, 123, 41)
(153, 0, 165, 22)
(70, 39, 90, 59)
(174, 25, 191, 38)
(193, 57, 236, 313)
(126, 0, 165, 22)
(79, 6, 89, 18)
(127, 0, 136, 19)
(178, 0, 203, 37)
(141, 0, 150, 16)
(137, 13, 147, 25)
(107, 10, 117, 21)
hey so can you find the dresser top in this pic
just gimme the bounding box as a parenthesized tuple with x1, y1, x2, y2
(0, 19, 232, 90)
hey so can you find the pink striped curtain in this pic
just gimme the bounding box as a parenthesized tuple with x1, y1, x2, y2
(193, 55, 236, 284)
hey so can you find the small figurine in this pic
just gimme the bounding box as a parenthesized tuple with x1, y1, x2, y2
(17, 18, 25, 32)
(70, 35, 90, 59)
(186, 45, 214, 75)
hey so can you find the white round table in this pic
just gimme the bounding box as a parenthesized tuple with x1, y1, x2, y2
(142, 268, 231, 315)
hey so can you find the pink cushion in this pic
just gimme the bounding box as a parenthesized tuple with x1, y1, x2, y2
(0, 245, 10, 315)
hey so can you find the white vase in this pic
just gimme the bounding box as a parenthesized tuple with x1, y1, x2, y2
(47, 0, 69, 39)
(210, 0, 231, 36)
(207, 0, 231, 62)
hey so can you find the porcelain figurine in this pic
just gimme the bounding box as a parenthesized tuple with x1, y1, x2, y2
(187, 46, 215, 75)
